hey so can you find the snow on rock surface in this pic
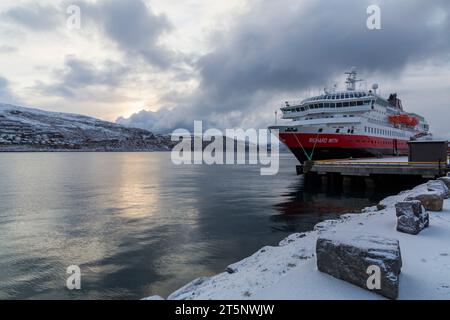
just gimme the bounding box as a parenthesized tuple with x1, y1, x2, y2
(427, 180, 450, 199)
(377, 182, 444, 212)
(159, 182, 450, 300)
(316, 234, 402, 299)
(395, 201, 429, 235)
(407, 194, 444, 212)
(142, 295, 165, 300)
(438, 177, 450, 189)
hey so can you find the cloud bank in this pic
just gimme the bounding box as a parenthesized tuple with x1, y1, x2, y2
(119, 0, 450, 133)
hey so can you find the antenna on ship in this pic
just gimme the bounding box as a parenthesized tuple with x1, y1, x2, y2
(345, 67, 363, 91)
(372, 83, 379, 94)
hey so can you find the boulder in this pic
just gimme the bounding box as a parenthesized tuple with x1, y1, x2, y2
(406, 193, 444, 212)
(395, 201, 429, 235)
(395, 200, 422, 217)
(427, 180, 450, 199)
(397, 215, 422, 235)
(438, 177, 450, 190)
(316, 234, 402, 300)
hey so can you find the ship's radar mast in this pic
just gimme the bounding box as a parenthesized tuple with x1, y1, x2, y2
(372, 83, 379, 94)
(345, 67, 363, 91)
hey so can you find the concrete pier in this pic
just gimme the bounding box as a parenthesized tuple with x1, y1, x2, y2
(298, 157, 449, 188)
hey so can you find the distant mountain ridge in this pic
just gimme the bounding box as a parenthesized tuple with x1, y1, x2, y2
(0, 104, 174, 151)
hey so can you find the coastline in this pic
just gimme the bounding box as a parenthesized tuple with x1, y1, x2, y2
(149, 180, 450, 300)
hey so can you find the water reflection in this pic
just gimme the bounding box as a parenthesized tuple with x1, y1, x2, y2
(0, 152, 404, 299)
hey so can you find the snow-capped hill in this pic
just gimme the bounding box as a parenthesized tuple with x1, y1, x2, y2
(0, 104, 174, 151)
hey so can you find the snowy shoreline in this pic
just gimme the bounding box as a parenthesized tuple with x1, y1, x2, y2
(148, 180, 450, 300)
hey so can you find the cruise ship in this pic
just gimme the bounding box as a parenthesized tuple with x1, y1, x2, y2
(269, 68, 432, 163)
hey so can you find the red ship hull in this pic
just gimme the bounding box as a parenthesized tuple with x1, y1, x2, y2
(278, 132, 409, 163)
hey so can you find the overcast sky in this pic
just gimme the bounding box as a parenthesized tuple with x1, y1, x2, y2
(0, 0, 449, 138)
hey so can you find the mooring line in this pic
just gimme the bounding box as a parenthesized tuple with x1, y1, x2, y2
(293, 133, 312, 161)
(309, 133, 321, 160)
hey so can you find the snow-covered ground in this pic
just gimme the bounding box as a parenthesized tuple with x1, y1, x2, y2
(159, 183, 450, 300)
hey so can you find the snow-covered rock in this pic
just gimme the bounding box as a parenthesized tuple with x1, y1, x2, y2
(376, 189, 413, 210)
(362, 206, 378, 213)
(395, 201, 429, 235)
(395, 200, 423, 218)
(407, 194, 444, 212)
(438, 177, 450, 190)
(142, 295, 165, 300)
(316, 234, 402, 299)
(168, 277, 212, 300)
(427, 180, 450, 199)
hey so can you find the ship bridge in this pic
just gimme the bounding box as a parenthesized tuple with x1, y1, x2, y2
(281, 91, 375, 120)
(301, 91, 370, 104)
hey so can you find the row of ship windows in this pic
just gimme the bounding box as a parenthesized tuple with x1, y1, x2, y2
(372, 108, 388, 116)
(304, 115, 355, 120)
(284, 128, 355, 134)
(311, 127, 407, 137)
(283, 100, 373, 114)
(364, 126, 407, 138)
(303, 92, 368, 102)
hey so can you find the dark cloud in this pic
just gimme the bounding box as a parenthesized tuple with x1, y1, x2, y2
(36, 56, 130, 98)
(1, 3, 62, 31)
(76, 0, 175, 69)
(198, 0, 450, 97)
(192, 0, 450, 120)
(120, 0, 450, 133)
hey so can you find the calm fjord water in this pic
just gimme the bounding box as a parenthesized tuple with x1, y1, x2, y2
(0, 152, 393, 299)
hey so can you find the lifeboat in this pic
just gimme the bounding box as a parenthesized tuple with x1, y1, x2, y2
(388, 114, 419, 127)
